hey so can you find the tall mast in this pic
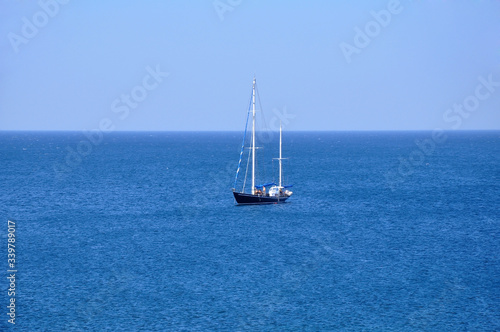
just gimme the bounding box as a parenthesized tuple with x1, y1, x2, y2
(251, 77, 256, 195)
(279, 121, 282, 188)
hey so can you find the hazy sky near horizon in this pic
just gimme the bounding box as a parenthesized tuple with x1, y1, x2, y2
(1, 0, 499, 131)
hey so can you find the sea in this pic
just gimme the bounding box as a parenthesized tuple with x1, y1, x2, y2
(0, 131, 498, 331)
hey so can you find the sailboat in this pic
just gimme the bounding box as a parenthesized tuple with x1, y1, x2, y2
(232, 77, 293, 205)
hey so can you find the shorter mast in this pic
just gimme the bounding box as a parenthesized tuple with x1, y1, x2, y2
(279, 121, 282, 188)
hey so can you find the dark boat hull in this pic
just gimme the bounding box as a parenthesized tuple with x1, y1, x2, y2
(233, 191, 289, 205)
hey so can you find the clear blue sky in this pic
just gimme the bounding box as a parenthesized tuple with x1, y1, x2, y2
(1, 0, 499, 131)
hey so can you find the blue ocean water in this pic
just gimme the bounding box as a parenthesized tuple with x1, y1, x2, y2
(0, 131, 499, 331)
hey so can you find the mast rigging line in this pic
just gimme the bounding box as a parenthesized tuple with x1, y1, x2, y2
(242, 143, 251, 192)
(255, 84, 270, 139)
(233, 89, 253, 189)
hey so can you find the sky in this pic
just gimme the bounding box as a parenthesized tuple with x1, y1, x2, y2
(1, 0, 499, 131)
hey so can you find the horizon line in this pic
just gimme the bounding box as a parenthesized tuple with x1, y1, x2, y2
(1, 129, 499, 133)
